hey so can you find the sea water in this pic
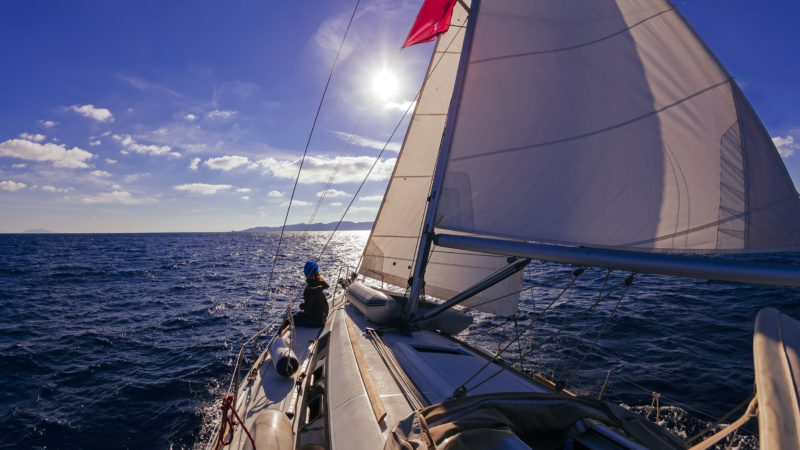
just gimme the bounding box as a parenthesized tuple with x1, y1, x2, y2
(1, 231, 797, 448)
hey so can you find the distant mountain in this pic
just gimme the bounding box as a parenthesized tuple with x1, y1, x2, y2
(238, 221, 373, 232)
(23, 229, 54, 233)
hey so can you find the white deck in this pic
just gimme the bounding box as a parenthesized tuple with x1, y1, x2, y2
(222, 290, 553, 449)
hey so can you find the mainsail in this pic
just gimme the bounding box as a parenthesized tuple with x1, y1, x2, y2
(365, 0, 800, 316)
(359, 0, 523, 316)
(434, 0, 800, 253)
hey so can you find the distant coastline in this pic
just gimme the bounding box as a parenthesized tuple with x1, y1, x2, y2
(238, 221, 373, 232)
(1, 222, 374, 234)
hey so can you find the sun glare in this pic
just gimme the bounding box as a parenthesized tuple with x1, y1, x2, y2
(371, 69, 398, 101)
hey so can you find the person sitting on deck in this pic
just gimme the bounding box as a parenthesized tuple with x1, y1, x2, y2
(293, 261, 329, 328)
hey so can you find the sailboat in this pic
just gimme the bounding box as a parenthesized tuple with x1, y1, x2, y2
(208, 0, 800, 449)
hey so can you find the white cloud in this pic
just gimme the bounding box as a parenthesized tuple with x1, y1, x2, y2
(267, 190, 283, 198)
(359, 195, 383, 202)
(0, 138, 94, 168)
(317, 189, 349, 198)
(41, 185, 73, 193)
(241, 196, 250, 200)
(70, 104, 114, 123)
(330, 201, 343, 207)
(89, 140, 101, 146)
(91, 170, 112, 178)
(39, 120, 58, 128)
(113, 134, 180, 158)
(773, 135, 798, 158)
(106, 158, 117, 164)
(124, 173, 150, 182)
(12, 163, 27, 168)
(207, 109, 236, 119)
(174, 183, 232, 195)
(204, 155, 255, 171)
(80, 190, 151, 205)
(237, 188, 252, 193)
(258, 155, 396, 184)
(19, 133, 45, 142)
(384, 100, 416, 112)
(189, 157, 201, 170)
(0, 180, 26, 191)
(281, 200, 311, 207)
(331, 130, 401, 152)
(184, 113, 197, 122)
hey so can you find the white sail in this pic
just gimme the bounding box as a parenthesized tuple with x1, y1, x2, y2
(433, 0, 800, 253)
(360, 0, 522, 316)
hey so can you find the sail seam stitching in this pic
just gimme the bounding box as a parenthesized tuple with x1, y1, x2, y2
(451, 78, 732, 162)
(470, 6, 676, 64)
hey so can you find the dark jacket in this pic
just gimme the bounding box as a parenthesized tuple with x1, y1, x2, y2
(301, 276, 329, 326)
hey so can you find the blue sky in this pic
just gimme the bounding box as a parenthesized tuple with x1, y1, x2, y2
(0, 0, 798, 233)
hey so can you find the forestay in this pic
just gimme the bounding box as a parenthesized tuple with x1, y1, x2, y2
(434, 0, 800, 253)
(359, 0, 522, 316)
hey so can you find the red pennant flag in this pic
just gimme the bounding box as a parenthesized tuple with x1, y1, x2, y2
(403, 0, 459, 48)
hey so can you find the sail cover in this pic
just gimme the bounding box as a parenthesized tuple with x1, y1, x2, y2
(360, 0, 523, 316)
(434, 0, 800, 253)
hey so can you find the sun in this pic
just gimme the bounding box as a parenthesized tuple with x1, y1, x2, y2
(371, 69, 398, 101)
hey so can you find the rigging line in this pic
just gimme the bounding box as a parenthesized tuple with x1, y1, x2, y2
(573, 274, 634, 373)
(316, 94, 414, 261)
(452, 269, 586, 393)
(317, 23, 466, 263)
(303, 95, 379, 237)
(254, 0, 362, 338)
(353, 24, 466, 275)
(553, 274, 629, 382)
(462, 274, 632, 396)
(562, 270, 612, 382)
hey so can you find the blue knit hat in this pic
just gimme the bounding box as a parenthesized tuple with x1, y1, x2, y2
(303, 261, 319, 277)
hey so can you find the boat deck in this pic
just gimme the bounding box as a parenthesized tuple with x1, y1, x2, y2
(221, 291, 553, 449)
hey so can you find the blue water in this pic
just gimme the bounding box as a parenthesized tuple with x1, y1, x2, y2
(1, 232, 798, 449)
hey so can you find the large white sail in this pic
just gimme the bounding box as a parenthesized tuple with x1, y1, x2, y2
(360, 0, 522, 316)
(433, 0, 800, 253)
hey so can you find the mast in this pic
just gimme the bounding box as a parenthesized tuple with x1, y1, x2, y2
(406, 0, 480, 318)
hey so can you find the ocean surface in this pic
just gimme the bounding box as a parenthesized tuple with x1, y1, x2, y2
(1, 231, 798, 449)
